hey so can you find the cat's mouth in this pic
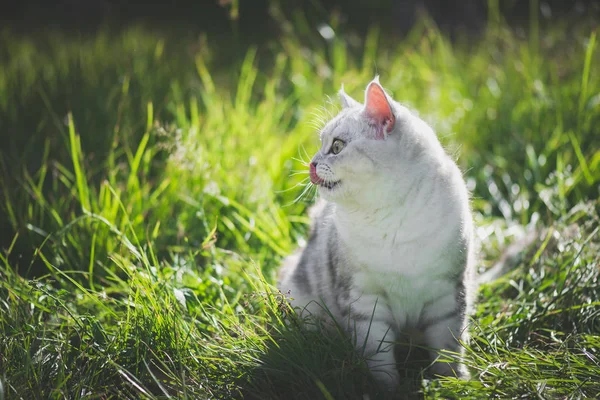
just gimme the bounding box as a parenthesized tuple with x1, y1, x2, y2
(318, 180, 341, 190)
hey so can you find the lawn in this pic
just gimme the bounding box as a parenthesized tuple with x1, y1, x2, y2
(0, 6, 599, 400)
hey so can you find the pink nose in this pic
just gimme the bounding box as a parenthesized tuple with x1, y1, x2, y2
(309, 163, 324, 184)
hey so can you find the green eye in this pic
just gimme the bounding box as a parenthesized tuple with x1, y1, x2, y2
(331, 139, 345, 155)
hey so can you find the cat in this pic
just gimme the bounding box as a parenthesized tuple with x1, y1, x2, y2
(278, 77, 476, 390)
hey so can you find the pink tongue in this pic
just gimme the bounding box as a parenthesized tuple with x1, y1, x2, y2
(309, 163, 324, 184)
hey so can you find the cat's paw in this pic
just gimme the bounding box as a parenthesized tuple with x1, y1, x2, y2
(371, 367, 400, 392)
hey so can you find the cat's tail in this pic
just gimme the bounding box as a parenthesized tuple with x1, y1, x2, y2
(476, 227, 540, 285)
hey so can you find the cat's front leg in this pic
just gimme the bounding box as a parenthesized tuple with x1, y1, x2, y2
(353, 318, 398, 389)
(344, 296, 399, 390)
(421, 299, 469, 378)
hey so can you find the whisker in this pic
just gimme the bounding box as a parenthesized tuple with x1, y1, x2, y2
(309, 184, 319, 202)
(308, 122, 324, 132)
(308, 182, 321, 202)
(290, 176, 311, 184)
(310, 110, 326, 120)
(283, 182, 315, 207)
(323, 99, 336, 119)
(300, 145, 312, 165)
(296, 183, 316, 205)
(308, 108, 328, 131)
(289, 171, 309, 177)
(308, 111, 325, 124)
(276, 184, 309, 195)
(291, 157, 310, 166)
(275, 177, 311, 194)
(308, 112, 325, 122)
(296, 181, 317, 204)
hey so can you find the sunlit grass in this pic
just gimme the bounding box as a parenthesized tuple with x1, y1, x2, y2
(0, 10, 599, 399)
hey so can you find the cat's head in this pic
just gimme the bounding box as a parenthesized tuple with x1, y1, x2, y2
(309, 77, 434, 208)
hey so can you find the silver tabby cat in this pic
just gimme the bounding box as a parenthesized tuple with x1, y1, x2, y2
(278, 77, 475, 389)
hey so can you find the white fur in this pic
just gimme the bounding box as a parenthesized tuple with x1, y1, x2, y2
(280, 78, 475, 389)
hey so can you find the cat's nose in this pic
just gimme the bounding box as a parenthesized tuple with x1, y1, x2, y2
(309, 162, 323, 184)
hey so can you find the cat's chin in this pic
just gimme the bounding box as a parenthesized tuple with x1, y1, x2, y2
(317, 180, 342, 200)
(319, 180, 341, 190)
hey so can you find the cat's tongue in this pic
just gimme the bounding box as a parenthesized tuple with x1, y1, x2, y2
(309, 163, 324, 185)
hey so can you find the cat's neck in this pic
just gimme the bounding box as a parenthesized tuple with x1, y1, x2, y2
(330, 161, 466, 250)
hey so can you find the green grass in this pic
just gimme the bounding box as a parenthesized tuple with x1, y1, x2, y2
(1, 8, 600, 399)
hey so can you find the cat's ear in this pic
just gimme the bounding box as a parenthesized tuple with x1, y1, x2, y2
(363, 77, 395, 139)
(339, 84, 361, 109)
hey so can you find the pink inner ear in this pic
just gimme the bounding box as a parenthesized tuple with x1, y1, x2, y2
(365, 82, 395, 139)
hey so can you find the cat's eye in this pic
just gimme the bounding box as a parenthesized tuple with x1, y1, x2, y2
(331, 139, 345, 155)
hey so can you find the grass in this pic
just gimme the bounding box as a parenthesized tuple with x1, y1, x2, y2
(1, 6, 600, 399)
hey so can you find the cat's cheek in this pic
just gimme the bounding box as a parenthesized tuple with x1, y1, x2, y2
(339, 162, 373, 182)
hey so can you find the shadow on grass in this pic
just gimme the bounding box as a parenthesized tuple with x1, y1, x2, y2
(237, 311, 436, 400)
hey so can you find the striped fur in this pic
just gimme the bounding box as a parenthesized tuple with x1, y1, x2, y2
(278, 78, 476, 390)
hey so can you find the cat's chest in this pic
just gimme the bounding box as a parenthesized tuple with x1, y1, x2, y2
(343, 234, 433, 275)
(340, 229, 452, 306)
(336, 212, 444, 274)
(334, 210, 457, 300)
